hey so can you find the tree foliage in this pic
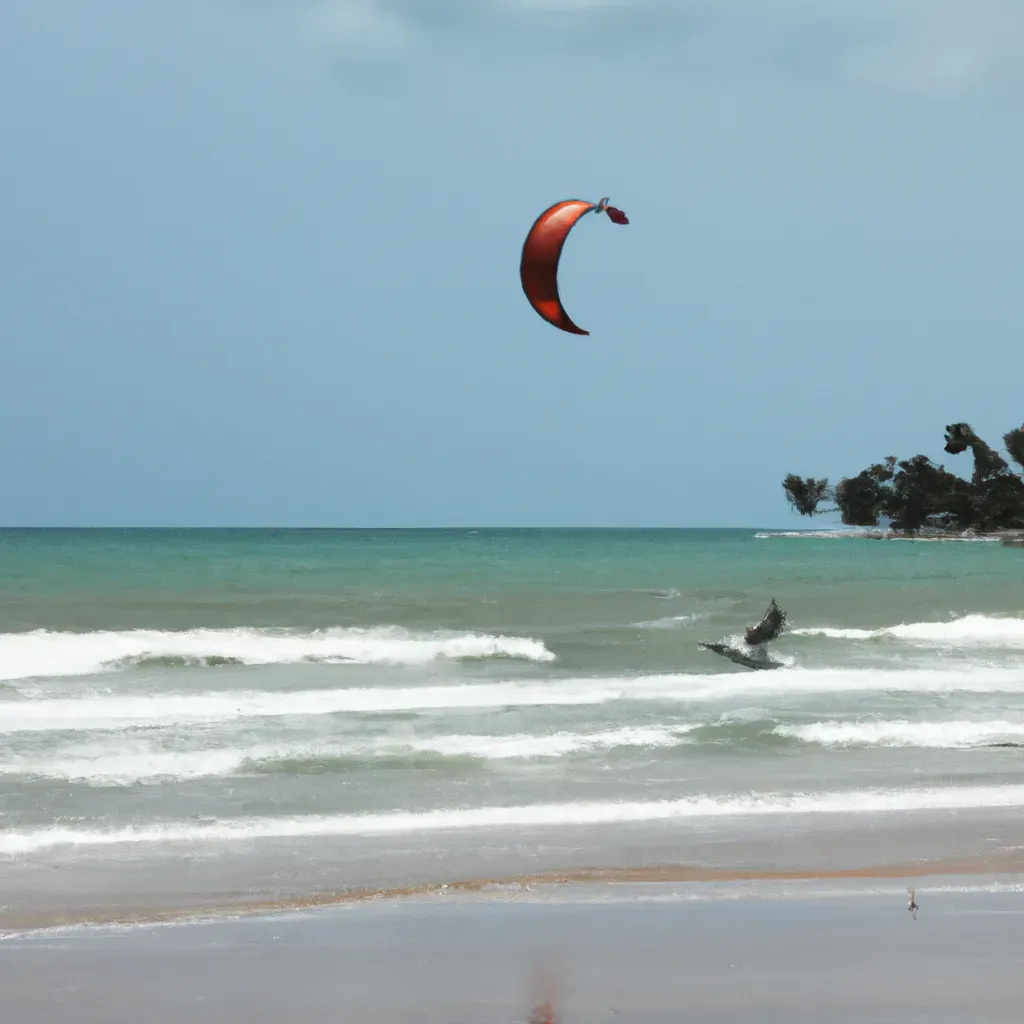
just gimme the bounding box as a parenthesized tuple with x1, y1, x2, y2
(1004, 427, 1024, 472)
(781, 475, 833, 517)
(782, 421, 1024, 534)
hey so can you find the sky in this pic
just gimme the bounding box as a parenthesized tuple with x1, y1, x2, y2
(1, 0, 1022, 528)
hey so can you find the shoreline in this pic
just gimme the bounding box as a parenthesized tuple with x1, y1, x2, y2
(5, 849, 1024, 936)
(759, 527, 1024, 544)
(4, 882, 1024, 1024)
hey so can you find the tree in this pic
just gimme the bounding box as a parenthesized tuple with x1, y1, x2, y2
(781, 475, 833, 517)
(782, 421, 1024, 534)
(833, 457, 897, 526)
(1003, 426, 1024, 473)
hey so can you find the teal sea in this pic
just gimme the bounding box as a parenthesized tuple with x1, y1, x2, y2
(1, 528, 1023, 928)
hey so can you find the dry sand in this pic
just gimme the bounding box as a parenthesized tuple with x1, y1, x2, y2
(3, 877, 1023, 1023)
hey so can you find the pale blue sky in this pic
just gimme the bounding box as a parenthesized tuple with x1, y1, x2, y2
(2, 1, 1022, 527)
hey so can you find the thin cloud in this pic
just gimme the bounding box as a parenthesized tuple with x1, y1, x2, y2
(298, 0, 701, 56)
(299, 0, 416, 59)
(831, 0, 1024, 99)
(297, 0, 1024, 98)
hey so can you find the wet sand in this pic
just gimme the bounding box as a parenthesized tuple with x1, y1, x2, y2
(4, 806, 1024, 932)
(4, 847, 1024, 934)
(3, 879, 1023, 1023)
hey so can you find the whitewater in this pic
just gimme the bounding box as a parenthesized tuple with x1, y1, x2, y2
(0, 625, 555, 683)
(1, 528, 1022, 928)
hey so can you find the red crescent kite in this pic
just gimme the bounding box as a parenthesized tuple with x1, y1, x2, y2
(519, 197, 629, 335)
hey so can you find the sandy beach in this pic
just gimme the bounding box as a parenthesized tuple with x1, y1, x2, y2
(4, 530, 1024, 1020)
(3, 877, 1023, 1023)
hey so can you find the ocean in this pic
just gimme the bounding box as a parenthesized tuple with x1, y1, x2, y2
(1, 527, 1023, 931)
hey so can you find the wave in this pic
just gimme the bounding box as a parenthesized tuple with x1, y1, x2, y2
(792, 614, 1024, 647)
(0, 727, 691, 785)
(632, 614, 704, 630)
(5, 783, 1024, 855)
(4, 667, 1024, 733)
(0, 626, 555, 683)
(14, 714, 1023, 783)
(410, 726, 688, 760)
(778, 719, 1024, 749)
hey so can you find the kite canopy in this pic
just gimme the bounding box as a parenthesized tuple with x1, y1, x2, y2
(519, 197, 628, 336)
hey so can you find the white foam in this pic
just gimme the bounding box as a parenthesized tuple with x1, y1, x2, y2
(792, 614, 1024, 647)
(0, 727, 691, 785)
(778, 719, 1024, 749)
(633, 614, 703, 630)
(5, 783, 1024, 855)
(0, 748, 252, 785)
(0, 626, 555, 682)
(756, 530, 1000, 543)
(419, 726, 689, 761)
(4, 666, 1024, 733)
(0, 682, 624, 732)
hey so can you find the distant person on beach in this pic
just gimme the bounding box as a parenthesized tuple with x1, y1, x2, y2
(908, 887, 918, 919)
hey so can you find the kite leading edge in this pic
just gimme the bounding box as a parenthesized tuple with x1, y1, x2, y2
(519, 197, 629, 336)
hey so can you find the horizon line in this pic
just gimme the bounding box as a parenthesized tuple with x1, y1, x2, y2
(0, 524, 820, 532)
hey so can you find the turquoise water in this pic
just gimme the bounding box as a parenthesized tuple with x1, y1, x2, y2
(0, 527, 1019, 665)
(1, 528, 1022, 923)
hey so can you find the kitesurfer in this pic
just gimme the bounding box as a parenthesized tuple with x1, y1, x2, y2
(744, 599, 787, 646)
(699, 599, 788, 671)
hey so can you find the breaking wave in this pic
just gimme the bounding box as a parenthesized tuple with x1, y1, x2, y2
(5, 783, 1024, 855)
(0, 727, 690, 785)
(791, 614, 1024, 647)
(777, 719, 1024, 749)
(0, 626, 555, 683)
(5, 666, 1024, 733)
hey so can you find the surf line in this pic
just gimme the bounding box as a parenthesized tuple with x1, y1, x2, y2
(6, 854, 1018, 935)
